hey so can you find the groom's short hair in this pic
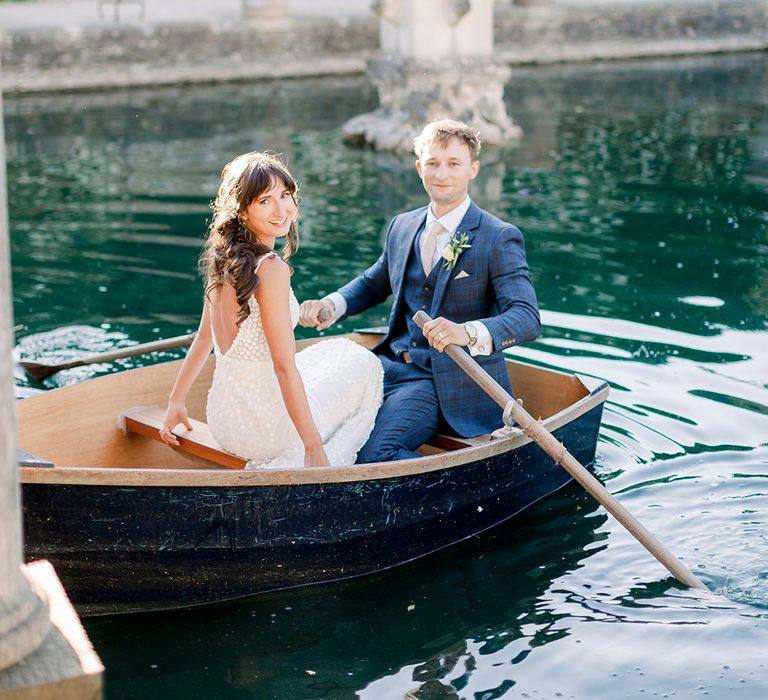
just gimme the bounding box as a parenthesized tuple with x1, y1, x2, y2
(414, 119, 481, 161)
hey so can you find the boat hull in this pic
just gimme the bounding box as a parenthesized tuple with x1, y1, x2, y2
(22, 402, 604, 615)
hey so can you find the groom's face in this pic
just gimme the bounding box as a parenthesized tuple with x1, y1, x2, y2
(415, 137, 479, 213)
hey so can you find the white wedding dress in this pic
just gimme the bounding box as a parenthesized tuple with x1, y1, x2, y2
(206, 254, 383, 469)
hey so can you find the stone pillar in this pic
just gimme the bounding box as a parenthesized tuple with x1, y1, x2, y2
(241, 0, 289, 20)
(343, 0, 521, 151)
(0, 65, 51, 681)
(0, 59, 103, 700)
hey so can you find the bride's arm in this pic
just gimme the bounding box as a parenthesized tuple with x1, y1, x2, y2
(257, 257, 330, 468)
(159, 302, 214, 446)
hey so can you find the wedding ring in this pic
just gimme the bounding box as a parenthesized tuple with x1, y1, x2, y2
(437, 331, 445, 340)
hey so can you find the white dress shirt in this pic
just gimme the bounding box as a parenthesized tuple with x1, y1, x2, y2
(326, 196, 493, 356)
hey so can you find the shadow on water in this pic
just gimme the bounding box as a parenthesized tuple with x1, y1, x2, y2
(85, 488, 607, 700)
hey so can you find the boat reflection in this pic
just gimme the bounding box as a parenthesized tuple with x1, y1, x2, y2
(86, 487, 607, 699)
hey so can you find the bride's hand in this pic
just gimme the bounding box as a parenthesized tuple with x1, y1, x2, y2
(304, 444, 331, 468)
(160, 401, 193, 446)
(298, 299, 335, 330)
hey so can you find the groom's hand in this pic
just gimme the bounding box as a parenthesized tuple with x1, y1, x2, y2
(299, 299, 335, 331)
(423, 317, 470, 353)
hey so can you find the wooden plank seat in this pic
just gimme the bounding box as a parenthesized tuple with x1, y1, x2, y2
(428, 433, 492, 450)
(120, 405, 246, 470)
(121, 406, 496, 468)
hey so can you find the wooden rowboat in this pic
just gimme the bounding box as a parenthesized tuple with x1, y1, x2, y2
(17, 331, 609, 615)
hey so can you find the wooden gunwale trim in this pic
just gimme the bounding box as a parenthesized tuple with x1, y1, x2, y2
(19, 382, 609, 487)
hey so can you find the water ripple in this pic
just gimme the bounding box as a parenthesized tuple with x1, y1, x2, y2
(8, 54, 768, 700)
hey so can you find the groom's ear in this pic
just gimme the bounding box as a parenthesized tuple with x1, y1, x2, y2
(415, 159, 423, 177)
(470, 160, 480, 179)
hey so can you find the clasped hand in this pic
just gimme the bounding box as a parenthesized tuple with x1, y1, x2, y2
(298, 299, 335, 331)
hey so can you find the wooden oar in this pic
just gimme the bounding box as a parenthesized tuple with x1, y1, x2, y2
(413, 310, 706, 590)
(19, 304, 338, 381)
(19, 333, 196, 381)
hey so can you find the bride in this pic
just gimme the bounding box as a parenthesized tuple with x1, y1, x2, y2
(159, 152, 383, 468)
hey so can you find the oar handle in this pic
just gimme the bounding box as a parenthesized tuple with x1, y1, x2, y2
(63, 333, 197, 368)
(412, 310, 706, 590)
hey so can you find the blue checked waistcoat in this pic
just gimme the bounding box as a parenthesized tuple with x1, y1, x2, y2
(387, 234, 443, 371)
(337, 201, 541, 437)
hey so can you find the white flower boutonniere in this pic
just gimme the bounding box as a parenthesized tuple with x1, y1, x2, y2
(441, 231, 471, 271)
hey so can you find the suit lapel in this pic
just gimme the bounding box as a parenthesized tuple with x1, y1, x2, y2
(430, 202, 482, 314)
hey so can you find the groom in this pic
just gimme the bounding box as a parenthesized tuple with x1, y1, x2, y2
(299, 118, 541, 462)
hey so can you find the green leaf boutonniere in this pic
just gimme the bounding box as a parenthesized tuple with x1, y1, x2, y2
(441, 231, 471, 271)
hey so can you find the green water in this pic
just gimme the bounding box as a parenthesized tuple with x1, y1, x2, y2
(6, 53, 768, 699)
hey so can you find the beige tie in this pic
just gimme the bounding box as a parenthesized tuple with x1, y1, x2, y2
(420, 220, 443, 275)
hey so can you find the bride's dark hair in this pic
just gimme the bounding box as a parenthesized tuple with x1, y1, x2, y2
(200, 152, 299, 323)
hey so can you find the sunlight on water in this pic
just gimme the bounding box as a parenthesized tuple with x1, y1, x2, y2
(6, 54, 768, 699)
(678, 296, 726, 308)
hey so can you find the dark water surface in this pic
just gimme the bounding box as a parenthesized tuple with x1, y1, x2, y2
(6, 53, 768, 699)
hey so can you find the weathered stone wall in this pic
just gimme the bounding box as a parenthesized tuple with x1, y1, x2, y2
(0, 17, 377, 92)
(1, 2, 766, 93)
(495, 1, 768, 63)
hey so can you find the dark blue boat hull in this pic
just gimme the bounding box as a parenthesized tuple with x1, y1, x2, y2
(22, 403, 604, 614)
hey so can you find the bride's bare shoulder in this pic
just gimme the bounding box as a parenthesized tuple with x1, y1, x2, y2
(256, 254, 290, 285)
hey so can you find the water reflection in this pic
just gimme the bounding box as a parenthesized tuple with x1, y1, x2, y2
(85, 489, 607, 700)
(6, 52, 768, 698)
(7, 61, 765, 352)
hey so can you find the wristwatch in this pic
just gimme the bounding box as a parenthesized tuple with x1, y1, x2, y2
(464, 322, 478, 347)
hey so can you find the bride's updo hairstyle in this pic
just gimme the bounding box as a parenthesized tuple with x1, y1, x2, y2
(201, 152, 299, 323)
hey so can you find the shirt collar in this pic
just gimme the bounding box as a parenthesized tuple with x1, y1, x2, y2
(426, 196, 472, 235)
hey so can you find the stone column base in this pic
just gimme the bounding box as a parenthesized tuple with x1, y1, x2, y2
(0, 574, 50, 674)
(342, 55, 522, 152)
(0, 561, 102, 700)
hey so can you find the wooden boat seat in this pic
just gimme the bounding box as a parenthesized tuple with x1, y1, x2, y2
(429, 433, 492, 450)
(121, 405, 497, 467)
(120, 405, 247, 470)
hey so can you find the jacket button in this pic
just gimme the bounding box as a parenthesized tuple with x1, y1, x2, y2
(424, 286, 430, 292)
(411, 341, 417, 347)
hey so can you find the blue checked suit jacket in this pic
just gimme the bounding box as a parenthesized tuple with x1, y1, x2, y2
(337, 201, 541, 436)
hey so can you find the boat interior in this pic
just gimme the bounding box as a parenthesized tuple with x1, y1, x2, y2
(17, 332, 601, 471)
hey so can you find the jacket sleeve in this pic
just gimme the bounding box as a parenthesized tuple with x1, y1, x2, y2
(335, 217, 396, 319)
(478, 225, 541, 350)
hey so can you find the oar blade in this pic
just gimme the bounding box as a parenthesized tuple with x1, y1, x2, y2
(18, 361, 58, 382)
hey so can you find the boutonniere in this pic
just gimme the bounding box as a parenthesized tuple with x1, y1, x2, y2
(441, 231, 471, 271)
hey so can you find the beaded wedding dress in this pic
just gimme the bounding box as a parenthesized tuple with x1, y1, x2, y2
(206, 254, 383, 469)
